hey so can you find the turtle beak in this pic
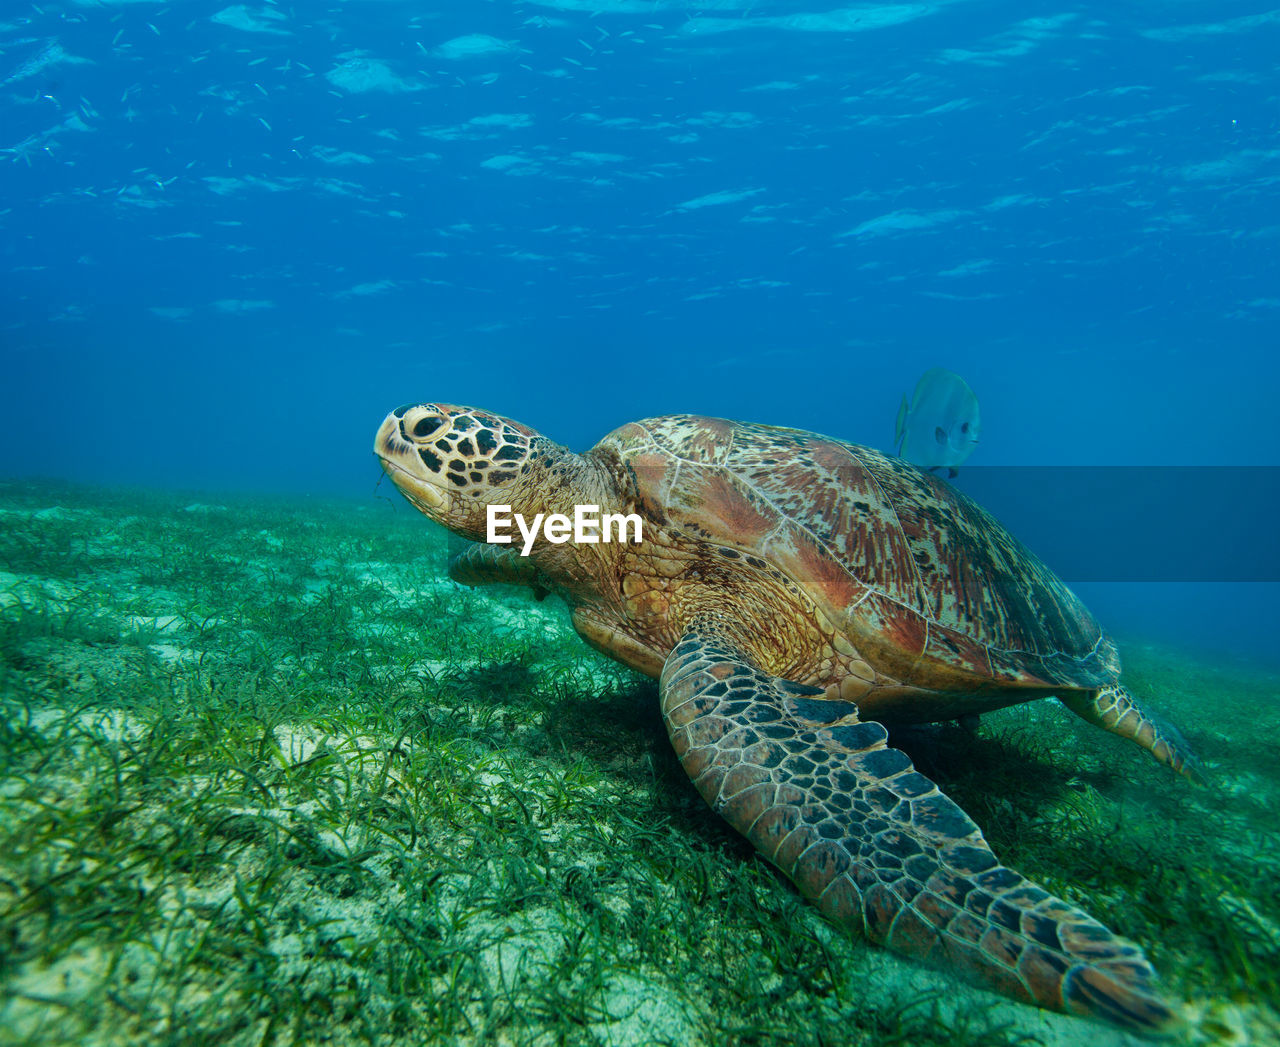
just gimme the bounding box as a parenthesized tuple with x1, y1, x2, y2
(374, 411, 448, 512)
(374, 411, 408, 465)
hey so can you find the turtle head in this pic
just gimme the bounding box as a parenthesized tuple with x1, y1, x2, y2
(374, 403, 552, 541)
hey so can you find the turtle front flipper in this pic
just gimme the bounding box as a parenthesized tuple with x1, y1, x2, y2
(1059, 686, 1203, 783)
(448, 543, 550, 598)
(660, 625, 1178, 1032)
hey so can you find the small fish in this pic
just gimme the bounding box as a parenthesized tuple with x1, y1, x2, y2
(894, 367, 981, 477)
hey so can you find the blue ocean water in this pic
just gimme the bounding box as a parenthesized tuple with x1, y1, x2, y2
(2, 2, 1276, 662)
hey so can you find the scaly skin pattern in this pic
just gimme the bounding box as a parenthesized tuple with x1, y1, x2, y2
(1060, 687, 1203, 783)
(374, 404, 1202, 1031)
(661, 624, 1176, 1032)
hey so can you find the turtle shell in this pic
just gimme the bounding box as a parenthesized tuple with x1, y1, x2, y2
(601, 415, 1120, 691)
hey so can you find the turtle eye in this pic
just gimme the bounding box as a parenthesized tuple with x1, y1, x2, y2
(413, 415, 444, 438)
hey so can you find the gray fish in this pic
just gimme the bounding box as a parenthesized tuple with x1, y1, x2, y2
(2, 42, 63, 87)
(894, 367, 981, 477)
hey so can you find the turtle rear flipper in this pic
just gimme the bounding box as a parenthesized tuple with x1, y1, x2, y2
(1059, 686, 1203, 783)
(660, 625, 1179, 1032)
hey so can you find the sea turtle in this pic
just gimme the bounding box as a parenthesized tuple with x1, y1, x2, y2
(373, 404, 1201, 1031)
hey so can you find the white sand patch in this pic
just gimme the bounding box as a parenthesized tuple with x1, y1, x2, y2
(593, 970, 700, 1045)
(126, 614, 185, 634)
(147, 642, 201, 666)
(0, 570, 79, 608)
(476, 923, 564, 1000)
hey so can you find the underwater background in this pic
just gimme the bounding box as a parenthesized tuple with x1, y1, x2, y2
(2, 2, 1278, 1046)
(3, 0, 1279, 660)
